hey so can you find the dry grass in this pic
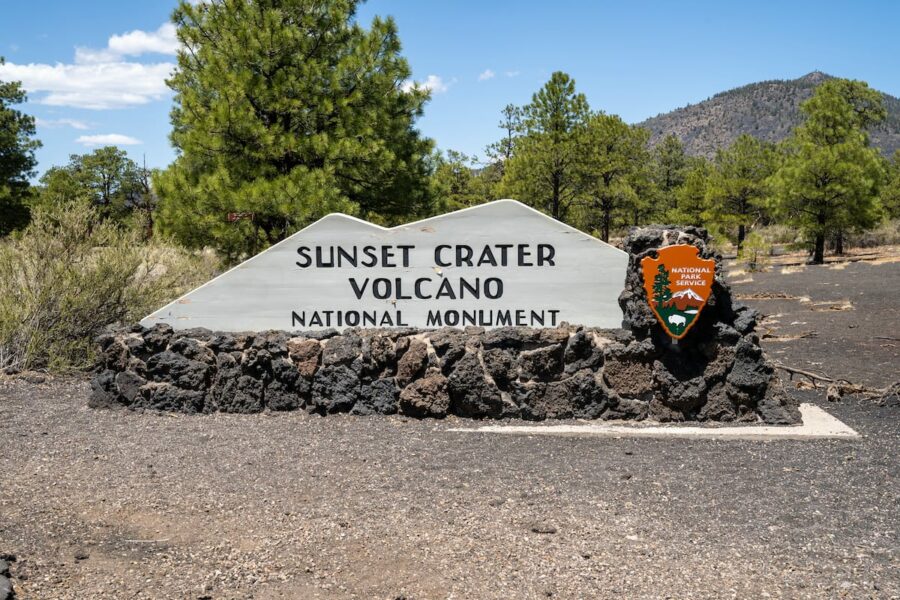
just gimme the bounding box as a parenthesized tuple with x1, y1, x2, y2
(0, 201, 220, 371)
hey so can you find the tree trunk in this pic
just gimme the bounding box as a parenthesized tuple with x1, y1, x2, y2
(551, 173, 561, 220)
(812, 234, 826, 264)
(602, 208, 611, 243)
(737, 224, 746, 253)
(835, 230, 844, 255)
(144, 210, 153, 241)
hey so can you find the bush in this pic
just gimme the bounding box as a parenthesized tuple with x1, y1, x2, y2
(738, 231, 771, 271)
(756, 224, 800, 246)
(0, 200, 219, 372)
(704, 224, 734, 255)
(845, 219, 900, 248)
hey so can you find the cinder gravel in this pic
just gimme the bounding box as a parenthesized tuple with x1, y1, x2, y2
(1, 258, 898, 599)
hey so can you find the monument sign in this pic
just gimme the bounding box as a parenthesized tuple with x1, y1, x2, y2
(142, 200, 628, 331)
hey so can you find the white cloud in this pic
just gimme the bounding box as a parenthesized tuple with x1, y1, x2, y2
(76, 133, 142, 146)
(0, 22, 177, 110)
(75, 23, 178, 64)
(0, 60, 174, 109)
(401, 74, 450, 95)
(35, 117, 90, 130)
(478, 69, 495, 81)
(505, 70, 521, 78)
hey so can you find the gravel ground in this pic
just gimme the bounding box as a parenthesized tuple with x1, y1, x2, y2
(1, 258, 898, 600)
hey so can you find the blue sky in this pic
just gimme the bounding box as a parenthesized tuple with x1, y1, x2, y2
(1, 0, 898, 177)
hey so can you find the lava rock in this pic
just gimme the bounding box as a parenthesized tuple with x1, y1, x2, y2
(311, 364, 359, 413)
(399, 372, 450, 418)
(114, 370, 146, 404)
(169, 337, 215, 364)
(396, 339, 429, 386)
(482, 327, 529, 350)
(602, 355, 655, 402)
(287, 338, 321, 379)
(88, 369, 118, 408)
(448, 352, 503, 418)
(217, 375, 265, 413)
(428, 329, 467, 374)
(518, 343, 565, 382)
(321, 333, 362, 367)
(482, 348, 516, 387)
(726, 336, 772, 392)
(146, 351, 213, 390)
(267, 357, 307, 411)
(564, 330, 604, 374)
(352, 377, 399, 415)
(141, 323, 173, 353)
(135, 382, 205, 413)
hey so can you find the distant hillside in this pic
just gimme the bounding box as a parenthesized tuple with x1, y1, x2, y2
(638, 72, 900, 157)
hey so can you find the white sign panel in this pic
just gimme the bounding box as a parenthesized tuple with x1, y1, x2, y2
(142, 200, 628, 331)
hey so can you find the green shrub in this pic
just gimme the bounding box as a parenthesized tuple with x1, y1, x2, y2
(738, 231, 771, 271)
(755, 224, 800, 246)
(0, 200, 219, 372)
(704, 223, 734, 255)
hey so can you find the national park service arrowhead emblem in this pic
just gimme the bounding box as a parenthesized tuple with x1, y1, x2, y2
(641, 245, 715, 339)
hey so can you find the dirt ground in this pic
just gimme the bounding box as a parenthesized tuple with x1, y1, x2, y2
(1, 255, 898, 599)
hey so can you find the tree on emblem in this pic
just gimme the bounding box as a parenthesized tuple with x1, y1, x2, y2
(652, 264, 673, 309)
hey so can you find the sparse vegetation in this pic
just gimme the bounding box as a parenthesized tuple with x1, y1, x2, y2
(0, 200, 219, 372)
(738, 232, 771, 271)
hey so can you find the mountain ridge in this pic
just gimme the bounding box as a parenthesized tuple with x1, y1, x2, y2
(637, 72, 900, 157)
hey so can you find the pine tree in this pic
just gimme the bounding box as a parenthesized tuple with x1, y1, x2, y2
(579, 114, 649, 241)
(155, 0, 434, 261)
(652, 134, 688, 214)
(880, 150, 900, 219)
(703, 134, 776, 252)
(0, 57, 41, 236)
(652, 265, 673, 309)
(771, 79, 886, 264)
(36, 147, 148, 228)
(500, 72, 590, 221)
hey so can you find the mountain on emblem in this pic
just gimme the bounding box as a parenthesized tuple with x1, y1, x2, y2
(640, 245, 715, 339)
(671, 288, 703, 301)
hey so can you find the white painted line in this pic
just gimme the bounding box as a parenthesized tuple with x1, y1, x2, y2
(447, 404, 860, 441)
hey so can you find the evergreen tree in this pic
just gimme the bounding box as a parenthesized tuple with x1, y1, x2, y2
(670, 157, 711, 225)
(155, 0, 434, 261)
(578, 114, 648, 241)
(0, 57, 41, 236)
(500, 72, 590, 220)
(652, 264, 672, 308)
(703, 134, 776, 252)
(652, 134, 688, 214)
(771, 79, 886, 264)
(36, 147, 147, 226)
(880, 150, 900, 219)
(430, 150, 493, 212)
(485, 104, 522, 176)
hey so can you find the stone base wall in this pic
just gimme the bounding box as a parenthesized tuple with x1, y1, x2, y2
(91, 321, 799, 423)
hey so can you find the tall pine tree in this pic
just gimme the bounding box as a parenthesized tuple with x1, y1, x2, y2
(155, 0, 434, 260)
(499, 72, 590, 221)
(771, 79, 886, 264)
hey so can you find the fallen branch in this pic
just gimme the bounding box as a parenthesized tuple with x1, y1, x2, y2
(772, 362, 833, 387)
(762, 331, 818, 341)
(773, 363, 899, 404)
